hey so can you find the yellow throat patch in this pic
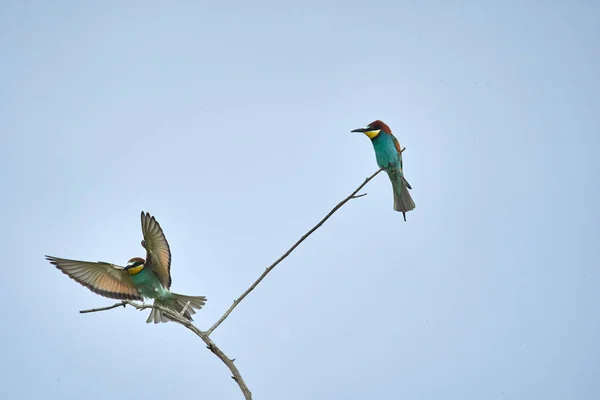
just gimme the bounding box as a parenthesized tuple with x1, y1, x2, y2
(127, 264, 144, 275)
(364, 129, 381, 139)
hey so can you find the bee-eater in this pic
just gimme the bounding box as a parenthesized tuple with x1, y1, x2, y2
(46, 211, 206, 323)
(351, 120, 416, 220)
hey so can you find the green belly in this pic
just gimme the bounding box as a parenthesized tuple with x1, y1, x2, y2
(131, 268, 171, 300)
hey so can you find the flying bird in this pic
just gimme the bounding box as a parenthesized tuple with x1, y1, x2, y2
(351, 120, 416, 220)
(46, 211, 206, 323)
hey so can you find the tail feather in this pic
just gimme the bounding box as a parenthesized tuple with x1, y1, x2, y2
(146, 293, 207, 324)
(387, 169, 416, 221)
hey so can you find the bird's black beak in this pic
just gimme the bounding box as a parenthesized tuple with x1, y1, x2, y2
(123, 262, 138, 271)
(351, 127, 367, 133)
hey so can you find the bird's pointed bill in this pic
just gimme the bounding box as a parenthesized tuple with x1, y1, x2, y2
(351, 126, 381, 139)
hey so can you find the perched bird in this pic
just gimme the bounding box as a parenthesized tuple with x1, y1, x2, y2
(46, 211, 206, 323)
(351, 120, 416, 220)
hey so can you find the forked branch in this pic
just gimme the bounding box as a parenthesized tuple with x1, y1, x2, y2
(80, 301, 253, 399)
(79, 165, 389, 399)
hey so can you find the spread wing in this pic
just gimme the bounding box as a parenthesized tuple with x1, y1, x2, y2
(140, 211, 172, 289)
(46, 256, 143, 301)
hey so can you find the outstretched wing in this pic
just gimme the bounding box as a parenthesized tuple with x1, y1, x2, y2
(140, 211, 172, 289)
(46, 256, 143, 301)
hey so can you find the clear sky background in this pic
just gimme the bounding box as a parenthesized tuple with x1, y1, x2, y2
(1, 1, 599, 399)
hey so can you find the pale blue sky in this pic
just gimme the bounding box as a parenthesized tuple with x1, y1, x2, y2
(1, 1, 599, 399)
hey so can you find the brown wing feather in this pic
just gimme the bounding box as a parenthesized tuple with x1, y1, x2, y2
(46, 256, 143, 300)
(391, 133, 405, 170)
(140, 212, 172, 289)
(392, 133, 402, 154)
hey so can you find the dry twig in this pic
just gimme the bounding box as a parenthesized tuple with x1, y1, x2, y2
(206, 167, 384, 335)
(79, 166, 387, 399)
(80, 301, 253, 399)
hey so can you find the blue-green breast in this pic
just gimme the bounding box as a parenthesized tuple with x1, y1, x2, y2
(371, 133, 400, 169)
(131, 268, 171, 299)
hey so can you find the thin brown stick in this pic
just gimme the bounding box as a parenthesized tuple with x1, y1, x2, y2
(206, 167, 384, 335)
(78, 165, 391, 400)
(79, 301, 127, 313)
(80, 301, 253, 399)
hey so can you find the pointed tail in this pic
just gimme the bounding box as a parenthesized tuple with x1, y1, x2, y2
(387, 169, 416, 221)
(147, 293, 207, 324)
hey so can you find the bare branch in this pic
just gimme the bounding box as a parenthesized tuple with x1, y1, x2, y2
(77, 166, 390, 400)
(80, 301, 253, 399)
(206, 167, 384, 335)
(80, 301, 127, 313)
(180, 300, 191, 316)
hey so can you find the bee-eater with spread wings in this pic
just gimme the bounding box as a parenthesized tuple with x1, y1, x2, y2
(351, 120, 416, 221)
(46, 211, 206, 323)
